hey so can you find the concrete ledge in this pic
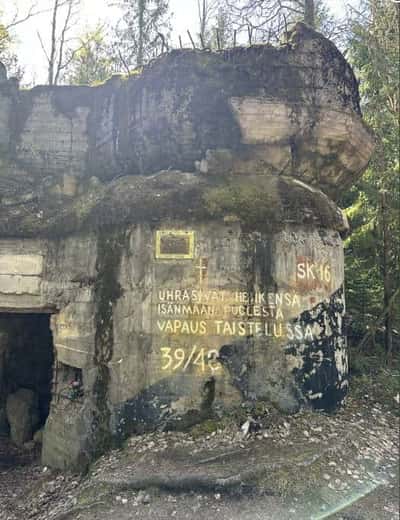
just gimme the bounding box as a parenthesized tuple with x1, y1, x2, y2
(0, 254, 43, 275)
(0, 274, 41, 295)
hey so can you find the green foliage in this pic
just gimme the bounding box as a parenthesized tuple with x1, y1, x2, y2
(349, 348, 400, 414)
(114, 0, 171, 69)
(342, 0, 400, 348)
(211, 7, 233, 48)
(0, 23, 9, 54)
(204, 5, 234, 49)
(189, 418, 222, 438)
(63, 26, 117, 85)
(204, 183, 279, 229)
(0, 13, 20, 78)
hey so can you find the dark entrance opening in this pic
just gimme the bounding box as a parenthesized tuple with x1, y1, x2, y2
(0, 313, 54, 466)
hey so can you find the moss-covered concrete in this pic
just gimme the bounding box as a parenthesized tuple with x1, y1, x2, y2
(0, 23, 374, 225)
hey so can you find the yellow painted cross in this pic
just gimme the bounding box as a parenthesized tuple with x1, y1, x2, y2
(196, 257, 208, 285)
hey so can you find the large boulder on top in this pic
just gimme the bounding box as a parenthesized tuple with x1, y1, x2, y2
(0, 24, 374, 241)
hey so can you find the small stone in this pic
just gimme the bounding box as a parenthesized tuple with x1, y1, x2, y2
(137, 490, 150, 504)
(241, 417, 261, 437)
(241, 420, 250, 436)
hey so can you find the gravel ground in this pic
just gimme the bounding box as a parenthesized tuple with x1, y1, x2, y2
(0, 396, 398, 520)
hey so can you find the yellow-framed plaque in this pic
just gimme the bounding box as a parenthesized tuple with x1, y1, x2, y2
(155, 230, 195, 260)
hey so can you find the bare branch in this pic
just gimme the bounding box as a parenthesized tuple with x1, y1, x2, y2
(187, 30, 196, 49)
(56, 43, 84, 74)
(35, 0, 81, 85)
(199, 32, 205, 48)
(247, 24, 252, 44)
(55, 0, 75, 84)
(5, 3, 51, 30)
(37, 30, 51, 64)
(116, 45, 131, 75)
(48, 0, 60, 85)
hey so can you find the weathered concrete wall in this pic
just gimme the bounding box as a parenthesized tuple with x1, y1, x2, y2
(0, 219, 347, 469)
(0, 24, 372, 219)
(0, 23, 374, 470)
(111, 222, 347, 433)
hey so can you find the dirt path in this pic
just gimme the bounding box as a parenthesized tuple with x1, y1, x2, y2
(0, 398, 398, 520)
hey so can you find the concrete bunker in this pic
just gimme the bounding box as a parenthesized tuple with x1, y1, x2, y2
(0, 23, 375, 470)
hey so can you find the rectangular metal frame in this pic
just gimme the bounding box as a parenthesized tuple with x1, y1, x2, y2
(155, 230, 195, 260)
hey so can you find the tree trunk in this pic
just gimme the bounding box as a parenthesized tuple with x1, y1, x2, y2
(54, 0, 74, 85)
(137, 0, 145, 67)
(304, 0, 315, 28)
(380, 189, 393, 364)
(48, 0, 59, 85)
(356, 287, 400, 353)
(197, 0, 207, 46)
(202, 0, 206, 39)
